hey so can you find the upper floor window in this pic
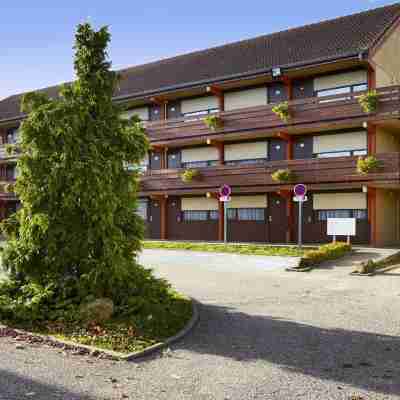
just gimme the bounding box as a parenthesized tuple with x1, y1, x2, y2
(180, 146, 219, 169)
(6, 127, 19, 144)
(314, 70, 368, 99)
(181, 96, 219, 120)
(224, 141, 268, 166)
(313, 131, 367, 158)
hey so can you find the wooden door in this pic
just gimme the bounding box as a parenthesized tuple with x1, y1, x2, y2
(149, 200, 161, 239)
(149, 104, 162, 121)
(269, 138, 287, 161)
(268, 194, 287, 243)
(167, 150, 181, 169)
(268, 82, 287, 104)
(293, 136, 313, 160)
(150, 151, 162, 170)
(292, 79, 314, 100)
(167, 101, 181, 119)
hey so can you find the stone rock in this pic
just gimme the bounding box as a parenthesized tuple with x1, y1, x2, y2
(79, 298, 114, 324)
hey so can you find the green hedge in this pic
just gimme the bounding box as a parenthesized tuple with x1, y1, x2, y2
(299, 242, 352, 268)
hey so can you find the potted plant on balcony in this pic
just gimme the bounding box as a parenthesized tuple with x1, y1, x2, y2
(4, 183, 15, 193)
(271, 168, 295, 183)
(358, 90, 379, 114)
(181, 168, 200, 183)
(272, 101, 291, 123)
(356, 155, 382, 175)
(5, 144, 20, 156)
(203, 114, 222, 131)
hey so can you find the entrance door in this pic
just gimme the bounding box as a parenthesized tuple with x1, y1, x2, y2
(149, 200, 161, 239)
(268, 194, 288, 243)
(269, 139, 287, 161)
(268, 82, 287, 104)
(150, 151, 162, 170)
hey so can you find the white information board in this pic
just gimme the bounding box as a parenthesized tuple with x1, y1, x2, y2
(327, 218, 356, 237)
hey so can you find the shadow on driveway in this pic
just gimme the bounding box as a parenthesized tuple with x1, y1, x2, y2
(162, 302, 400, 396)
(0, 369, 94, 400)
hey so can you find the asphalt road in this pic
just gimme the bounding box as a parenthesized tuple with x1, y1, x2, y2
(0, 248, 400, 399)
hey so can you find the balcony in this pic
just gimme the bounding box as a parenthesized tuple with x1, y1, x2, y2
(139, 153, 400, 195)
(145, 86, 400, 145)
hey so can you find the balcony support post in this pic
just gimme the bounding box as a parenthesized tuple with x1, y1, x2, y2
(367, 124, 376, 155)
(218, 199, 225, 242)
(207, 85, 224, 111)
(217, 142, 225, 165)
(160, 195, 168, 240)
(367, 66, 376, 90)
(367, 187, 377, 246)
(278, 189, 293, 243)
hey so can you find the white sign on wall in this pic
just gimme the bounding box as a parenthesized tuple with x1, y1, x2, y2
(327, 218, 356, 237)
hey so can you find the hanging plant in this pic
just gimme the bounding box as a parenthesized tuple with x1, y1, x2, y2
(271, 168, 295, 182)
(272, 101, 291, 122)
(356, 156, 382, 175)
(203, 115, 222, 131)
(4, 183, 15, 193)
(358, 90, 379, 114)
(181, 169, 200, 183)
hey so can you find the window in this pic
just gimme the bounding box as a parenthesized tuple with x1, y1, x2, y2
(225, 158, 267, 166)
(183, 210, 209, 221)
(136, 200, 148, 220)
(228, 208, 265, 221)
(209, 210, 219, 220)
(317, 209, 367, 221)
(6, 127, 19, 144)
(182, 160, 218, 169)
(316, 83, 368, 99)
(317, 149, 367, 158)
(183, 108, 218, 119)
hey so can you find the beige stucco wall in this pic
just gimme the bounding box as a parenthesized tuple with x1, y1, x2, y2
(376, 127, 400, 153)
(376, 189, 400, 246)
(372, 24, 400, 87)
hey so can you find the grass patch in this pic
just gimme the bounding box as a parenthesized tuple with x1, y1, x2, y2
(2, 290, 192, 354)
(143, 241, 305, 257)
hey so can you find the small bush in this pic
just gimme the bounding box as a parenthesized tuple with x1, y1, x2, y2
(79, 298, 114, 324)
(272, 102, 291, 122)
(271, 168, 295, 182)
(358, 90, 378, 114)
(181, 168, 200, 183)
(203, 115, 222, 131)
(299, 242, 352, 268)
(357, 156, 382, 175)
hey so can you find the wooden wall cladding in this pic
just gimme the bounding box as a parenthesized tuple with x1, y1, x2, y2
(139, 153, 400, 195)
(145, 86, 400, 145)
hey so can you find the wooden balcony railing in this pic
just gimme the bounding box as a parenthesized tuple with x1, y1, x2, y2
(145, 86, 400, 144)
(139, 153, 400, 194)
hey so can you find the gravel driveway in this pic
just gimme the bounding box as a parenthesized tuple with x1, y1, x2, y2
(1, 248, 400, 400)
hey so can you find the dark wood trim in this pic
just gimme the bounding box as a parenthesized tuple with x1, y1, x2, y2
(368, 123, 377, 154)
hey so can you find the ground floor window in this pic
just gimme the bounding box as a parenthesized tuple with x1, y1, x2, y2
(183, 210, 217, 221)
(181, 160, 218, 169)
(228, 208, 265, 221)
(136, 200, 148, 220)
(317, 209, 367, 221)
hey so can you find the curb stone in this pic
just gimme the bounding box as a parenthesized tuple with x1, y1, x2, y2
(0, 297, 199, 361)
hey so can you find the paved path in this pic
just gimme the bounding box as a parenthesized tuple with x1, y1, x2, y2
(1, 249, 400, 399)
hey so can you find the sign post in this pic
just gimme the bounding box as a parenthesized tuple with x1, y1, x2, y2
(293, 184, 308, 249)
(219, 185, 232, 244)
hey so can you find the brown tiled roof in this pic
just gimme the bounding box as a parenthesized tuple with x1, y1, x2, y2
(1, 3, 400, 122)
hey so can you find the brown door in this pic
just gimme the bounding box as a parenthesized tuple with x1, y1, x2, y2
(293, 194, 316, 243)
(268, 82, 287, 104)
(149, 200, 161, 239)
(167, 197, 182, 240)
(269, 138, 287, 161)
(268, 194, 288, 243)
(228, 209, 268, 243)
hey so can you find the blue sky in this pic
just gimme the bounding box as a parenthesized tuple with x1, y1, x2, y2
(0, 0, 397, 99)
